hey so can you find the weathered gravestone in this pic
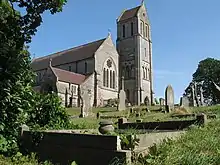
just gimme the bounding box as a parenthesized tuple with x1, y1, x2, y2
(159, 98, 165, 107)
(118, 77, 126, 111)
(180, 96, 190, 108)
(165, 85, 174, 112)
(80, 90, 92, 118)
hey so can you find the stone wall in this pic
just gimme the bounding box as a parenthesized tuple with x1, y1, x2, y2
(118, 114, 207, 130)
(95, 35, 119, 106)
(20, 131, 131, 165)
(57, 81, 78, 107)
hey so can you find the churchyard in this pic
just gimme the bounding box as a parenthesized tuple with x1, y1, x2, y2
(19, 101, 220, 165)
(18, 83, 220, 165)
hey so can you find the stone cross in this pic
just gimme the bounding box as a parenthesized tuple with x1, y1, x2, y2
(117, 77, 126, 111)
(165, 85, 174, 112)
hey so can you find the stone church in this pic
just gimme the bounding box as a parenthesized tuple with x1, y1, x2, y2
(31, 2, 153, 107)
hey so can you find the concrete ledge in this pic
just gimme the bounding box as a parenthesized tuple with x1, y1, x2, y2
(22, 131, 121, 150)
(118, 114, 207, 130)
(20, 131, 131, 165)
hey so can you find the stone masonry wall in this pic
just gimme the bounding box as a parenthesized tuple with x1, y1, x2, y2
(95, 35, 119, 106)
(20, 131, 131, 165)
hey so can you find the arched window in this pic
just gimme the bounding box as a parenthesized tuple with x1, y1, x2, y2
(145, 67, 148, 80)
(113, 71, 115, 88)
(103, 68, 106, 86)
(110, 70, 113, 88)
(103, 59, 116, 89)
(106, 69, 109, 87)
(145, 24, 149, 38)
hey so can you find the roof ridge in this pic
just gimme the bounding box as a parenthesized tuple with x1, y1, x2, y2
(34, 38, 106, 61)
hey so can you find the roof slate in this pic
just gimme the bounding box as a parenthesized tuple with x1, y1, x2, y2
(118, 6, 141, 22)
(52, 67, 86, 85)
(31, 38, 106, 71)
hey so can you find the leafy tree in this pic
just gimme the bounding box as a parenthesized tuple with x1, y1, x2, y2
(0, 0, 67, 155)
(184, 58, 220, 105)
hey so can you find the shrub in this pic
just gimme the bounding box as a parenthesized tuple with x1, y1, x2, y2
(27, 93, 71, 129)
(106, 98, 118, 107)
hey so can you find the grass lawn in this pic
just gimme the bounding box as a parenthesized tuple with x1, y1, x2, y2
(66, 105, 220, 130)
(145, 119, 220, 165)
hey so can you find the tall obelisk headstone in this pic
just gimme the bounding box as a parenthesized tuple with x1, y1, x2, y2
(118, 77, 126, 111)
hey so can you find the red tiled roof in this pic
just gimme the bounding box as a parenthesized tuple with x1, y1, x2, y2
(118, 6, 141, 22)
(31, 38, 106, 71)
(52, 67, 86, 85)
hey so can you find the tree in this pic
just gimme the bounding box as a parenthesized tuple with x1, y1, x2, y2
(0, 0, 67, 155)
(184, 58, 220, 105)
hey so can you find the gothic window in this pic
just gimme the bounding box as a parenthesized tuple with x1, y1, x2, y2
(122, 25, 125, 38)
(85, 62, 87, 73)
(72, 85, 77, 95)
(144, 48, 147, 57)
(145, 67, 148, 79)
(113, 71, 115, 88)
(131, 22, 134, 36)
(106, 69, 109, 87)
(142, 67, 145, 79)
(103, 68, 106, 86)
(140, 22, 143, 35)
(103, 59, 116, 89)
(145, 24, 149, 38)
(110, 70, 113, 88)
(69, 66, 71, 71)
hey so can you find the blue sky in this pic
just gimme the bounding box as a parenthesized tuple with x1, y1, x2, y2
(28, 0, 220, 103)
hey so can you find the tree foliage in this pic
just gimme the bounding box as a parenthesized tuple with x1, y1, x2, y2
(184, 58, 220, 105)
(0, 0, 67, 155)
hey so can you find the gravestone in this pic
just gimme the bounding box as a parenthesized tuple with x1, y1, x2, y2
(80, 90, 92, 117)
(165, 85, 174, 112)
(180, 96, 190, 108)
(159, 98, 165, 107)
(117, 77, 126, 111)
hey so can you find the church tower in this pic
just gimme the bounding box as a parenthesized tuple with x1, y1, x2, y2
(116, 2, 153, 106)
